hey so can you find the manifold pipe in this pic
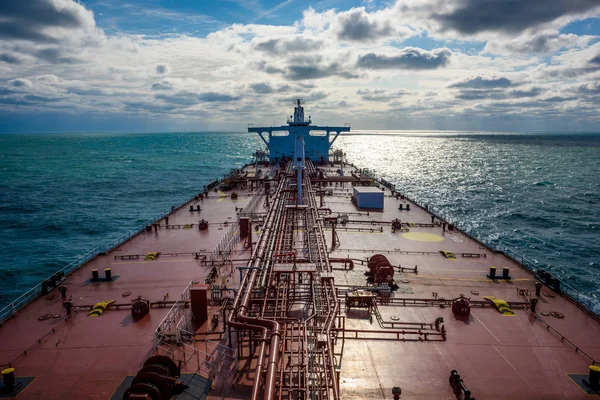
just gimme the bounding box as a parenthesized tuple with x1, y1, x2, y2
(227, 319, 268, 400)
(324, 282, 340, 400)
(227, 169, 287, 400)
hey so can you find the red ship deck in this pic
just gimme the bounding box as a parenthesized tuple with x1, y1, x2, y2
(1, 161, 599, 400)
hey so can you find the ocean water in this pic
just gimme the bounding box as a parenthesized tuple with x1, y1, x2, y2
(0, 131, 599, 309)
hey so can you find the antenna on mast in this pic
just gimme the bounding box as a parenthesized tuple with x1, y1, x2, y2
(292, 98, 306, 124)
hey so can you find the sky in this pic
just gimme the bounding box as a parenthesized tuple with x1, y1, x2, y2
(0, 0, 600, 132)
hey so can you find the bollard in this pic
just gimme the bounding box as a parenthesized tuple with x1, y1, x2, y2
(530, 298, 538, 314)
(588, 365, 600, 389)
(1, 367, 15, 392)
(63, 300, 73, 316)
(535, 281, 542, 297)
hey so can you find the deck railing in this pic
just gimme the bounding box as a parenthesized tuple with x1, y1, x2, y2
(422, 202, 600, 317)
(154, 281, 193, 346)
(239, 190, 263, 217)
(208, 222, 241, 264)
(0, 161, 262, 325)
(361, 170, 600, 319)
(0, 189, 204, 324)
(355, 169, 600, 319)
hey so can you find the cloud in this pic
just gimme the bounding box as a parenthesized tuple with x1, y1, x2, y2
(484, 31, 595, 54)
(259, 53, 359, 80)
(254, 37, 323, 54)
(333, 7, 400, 42)
(0, 0, 599, 132)
(250, 82, 275, 94)
(35, 48, 82, 64)
(432, 0, 600, 35)
(449, 76, 512, 89)
(156, 64, 170, 74)
(0, 0, 98, 43)
(8, 78, 32, 88)
(357, 47, 452, 70)
(455, 86, 543, 101)
(357, 88, 411, 101)
(198, 92, 241, 102)
(155, 91, 241, 106)
(0, 53, 23, 64)
(578, 82, 600, 95)
(285, 64, 358, 80)
(151, 81, 173, 91)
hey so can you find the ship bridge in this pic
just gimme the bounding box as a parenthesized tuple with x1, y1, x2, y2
(248, 99, 350, 163)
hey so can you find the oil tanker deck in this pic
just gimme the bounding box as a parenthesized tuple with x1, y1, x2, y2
(1, 100, 599, 400)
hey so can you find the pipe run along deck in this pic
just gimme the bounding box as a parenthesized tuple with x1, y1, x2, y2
(0, 159, 599, 400)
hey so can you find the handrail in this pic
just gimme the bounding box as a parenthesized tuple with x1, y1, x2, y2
(0, 159, 258, 325)
(423, 202, 600, 318)
(360, 170, 600, 319)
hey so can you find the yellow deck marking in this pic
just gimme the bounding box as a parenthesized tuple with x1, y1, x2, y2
(402, 232, 445, 242)
(217, 190, 227, 202)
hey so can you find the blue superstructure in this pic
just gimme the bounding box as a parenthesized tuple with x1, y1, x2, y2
(248, 99, 350, 163)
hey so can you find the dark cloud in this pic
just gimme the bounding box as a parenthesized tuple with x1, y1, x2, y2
(305, 91, 329, 101)
(434, 0, 600, 34)
(155, 92, 203, 106)
(23, 94, 63, 102)
(198, 92, 240, 102)
(250, 83, 275, 94)
(255, 37, 323, 55)
(357, 48, 451, 70)
(578, 82, 600, 95)
(155, 91, 240, 106)
(8, 78, 31, 88)
(455, 87, 543, 100)
(357, 89, 411, 101)
(123, 101, 179, 114)
(543, 96, 577, 102)
(0, 97, 35, 106)
(35, 48, 81, 64)
(0, 53, 23, 64)
(67, 87, 106, 96)
(151, 81, 173, 91)
(456, 89, 505, 100)
(260, 58, 358, 80)
(264, 66, 284, 74)
(450, 76, 512, 89)
(510, 87, 543, 98)
(0, 0, 92, 43)
(590, 55, 600, 65)
(335, 8, 393, 41)
(250, 82, 292, 94)
(156, 64, 169, 74)
(285, 64, 358, 80)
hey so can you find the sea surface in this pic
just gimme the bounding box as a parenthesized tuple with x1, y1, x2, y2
(1, 131, 599, 311)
